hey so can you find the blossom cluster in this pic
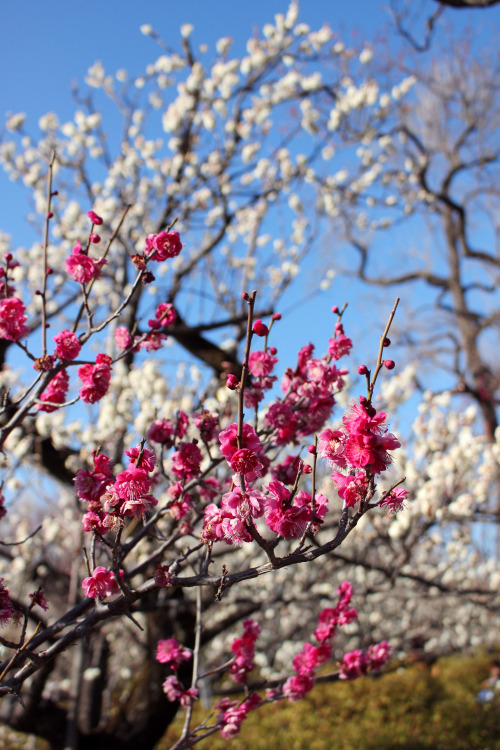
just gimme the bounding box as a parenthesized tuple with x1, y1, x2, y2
(82, 566, 121, 599)
(283, 582, 390, 699)
(229, 618, 261, 684)
(156, 637, 198, 707)
(75, 445, 159, 537)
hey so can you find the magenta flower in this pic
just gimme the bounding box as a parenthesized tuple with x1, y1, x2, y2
(229, 619, 261, 684)
(114, 467, 150, 501)
(194, 411, 219, 443)
(53, 330, 81, 361)
(156, 637, 192, 669)
(264, 480, 310, 538)
(292, 642, 331, 676)
(82, 567, 119, 598)
(230, 448, 263, 478)
(201, 503, 252, 546)
(120, 494, 158, 519)
(152, 301, 177, 327)
(380, 487, 409, 513)
(0, 578, 14, 625)
(29, 589, 48, 611)
(66, 243, 99, 283)
(114, 326, 133, 350)
(145, 230, 183, 261)
(124, 444, 156, 472)
(170, 441, 203, 480)
(218, 694, 261, 739)
(248, 350, 277, 377)
(221, 486, 266, 521)
(74, 451, 113, 504)
(38, 369, 70, 412)
(147, 418, 175, 446)
(162, 676, 198, 707)
(87, 210, 103, 225)
(328, 332, 353, 360)
(331, 471, 368, 507)
(252, 319, 268, 337)
(78, 353, 112, 403)
(366, 641, 391, 670)
(283, 673, 315, 702)
(0, 297, 29, 341)
(339, 649, 366, 680)
(219, 422, 260, 463)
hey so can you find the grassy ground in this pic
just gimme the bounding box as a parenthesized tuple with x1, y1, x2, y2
(161, 651, 500, 750)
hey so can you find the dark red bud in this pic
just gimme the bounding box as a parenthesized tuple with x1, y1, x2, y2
(252, 320, 269, 337)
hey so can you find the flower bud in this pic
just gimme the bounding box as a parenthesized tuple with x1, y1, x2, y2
(358, 365, 368, 375)
(252, 320, 269, 337)
(87, 210, 103, 225)
(226, 373, 239, 390)
(384, 360, 395, 370)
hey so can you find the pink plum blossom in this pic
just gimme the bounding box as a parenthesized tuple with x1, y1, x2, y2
(78, 354, 112, 403)
(145, 230, 183, 261)
(0, 297, 29, 341)
(53, 330, 81, 361)
(156, 638, 192, 669)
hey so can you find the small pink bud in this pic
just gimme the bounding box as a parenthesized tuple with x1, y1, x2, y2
(384, 360, 395, 370)
(272, 312, 281, 321)
(358, 365, 368, 375)
(226, 373, 239, 390)
(46, 268, 53, 275)
(47, 212, 54, 219)
(302, 464, 312, 474)
(359, 396, 368, 405)
(383, 337, 391, 347)
(252, 320, 268, 337)
(269, 346, 277, 355)
(331, 305, 339, 314)
(87, 210, 103, 225)
(4, 253, 12, 262)
(90, 233, 101, 244)
(308, 445, 316, 454)
(241, 292, 250, 301)
(51, 190, 59, 196)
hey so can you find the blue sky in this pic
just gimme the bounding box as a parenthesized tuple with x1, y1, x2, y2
(1, 0, 499, 399)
